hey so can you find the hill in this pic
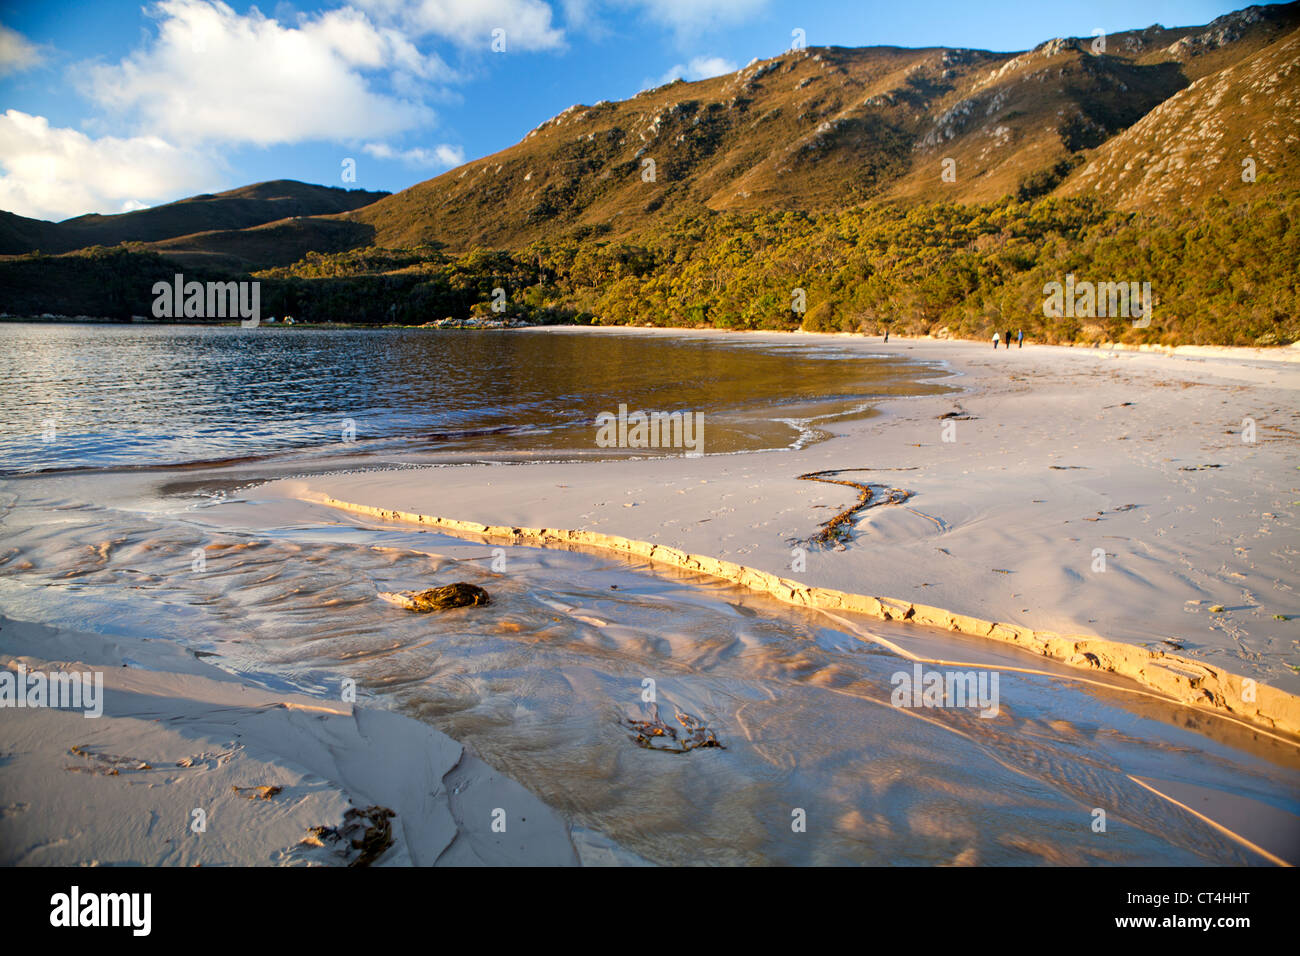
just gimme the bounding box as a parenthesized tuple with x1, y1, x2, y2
(1059, 19, 1300, 208)
(4, 5, 1295, 266)
(341, 2, 1299, 251)
(0, 180, 387, 256)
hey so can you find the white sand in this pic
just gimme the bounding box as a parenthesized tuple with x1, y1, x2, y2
(0, 614, 594, 866)
(278, 330, 1300, 704)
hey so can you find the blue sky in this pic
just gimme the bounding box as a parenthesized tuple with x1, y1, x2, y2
(0, 0, 1278, 220)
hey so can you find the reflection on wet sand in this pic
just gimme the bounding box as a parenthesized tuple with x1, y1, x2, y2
(1, 470, 1296, 866)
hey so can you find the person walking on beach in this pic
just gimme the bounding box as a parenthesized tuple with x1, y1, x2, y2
(1004, 329, 1012, 351)
(1017, 329, 1024, 348)
(883, 328, 889, 343)
(992, 331, 1000, 349)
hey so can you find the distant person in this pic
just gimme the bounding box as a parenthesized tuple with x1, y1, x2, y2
(1017, 329, 1024, 348)
(992, 331, 1000, 349)
(883, 328, 889, 343)
(1004, 329, 1012, 350)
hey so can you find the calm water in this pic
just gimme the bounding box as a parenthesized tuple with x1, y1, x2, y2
(0, 324, 947, 473)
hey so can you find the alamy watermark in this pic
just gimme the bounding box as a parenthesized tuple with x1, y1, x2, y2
(1, 664, 104, 717)
(891, 662, 999, 717)
(595, 404, 704, 456)
(49, 886, 150, 935)
(152, 273, 261, 327)
(1043, 274, 1152, 328)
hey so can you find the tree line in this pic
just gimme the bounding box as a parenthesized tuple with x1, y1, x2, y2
(3, 191, 1295, 346)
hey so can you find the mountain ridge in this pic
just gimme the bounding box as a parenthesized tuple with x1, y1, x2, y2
(2, 4, 1296, 264)
(335, 1, 1299, 252)
(0, 180, 388, 257)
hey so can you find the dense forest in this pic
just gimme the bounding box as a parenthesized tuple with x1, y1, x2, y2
(3, 190, 1297, 346)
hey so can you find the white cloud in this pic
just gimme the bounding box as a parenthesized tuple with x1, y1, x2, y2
(81, 0, 443, 146)
(628, 0, 766, 33)
(558, 0, 601, 34)
(0, 110, 222, 220)
(0, 24, 44, 75)
(656, 54, 736, 86)
(363, 141, 465, 167)
(355, 0, 564, 50)
(309, 6, 450, 80)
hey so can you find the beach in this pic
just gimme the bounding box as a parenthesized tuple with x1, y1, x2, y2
(292, 330, 1300, 703)
(3, 328, 1299, 866)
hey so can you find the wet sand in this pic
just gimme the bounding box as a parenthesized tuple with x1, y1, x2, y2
(3, 330, 1299, 865)
(286, 330, 1300, 703)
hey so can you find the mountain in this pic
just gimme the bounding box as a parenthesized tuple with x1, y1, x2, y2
(1058, 16, 1300, 208)
(4, 5, 1295, 266)
(3, 3, 1298, 346)
(140, 217, 378, 272)
(339, 2, 1300, 252)
(0, 180, 387, 256)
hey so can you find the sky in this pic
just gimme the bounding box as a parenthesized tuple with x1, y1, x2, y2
(0, 0, 1281, 221)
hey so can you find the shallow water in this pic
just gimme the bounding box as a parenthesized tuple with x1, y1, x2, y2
(2, 468, 1297, 865)
(0, 324, 948, 473)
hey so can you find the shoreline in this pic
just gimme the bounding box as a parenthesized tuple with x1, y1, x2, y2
(260, 329, 1300, 712)
(4, 316, 1300, 357)
(4, 327, 1298, 865)
(303, 490, 1300, 741)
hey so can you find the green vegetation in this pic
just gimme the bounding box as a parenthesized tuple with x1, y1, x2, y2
(265, 192, 1300, 346)
(4, 191, 1296, 346)
(0, 246, 195, 318)
(6, 9, 1297, 347)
